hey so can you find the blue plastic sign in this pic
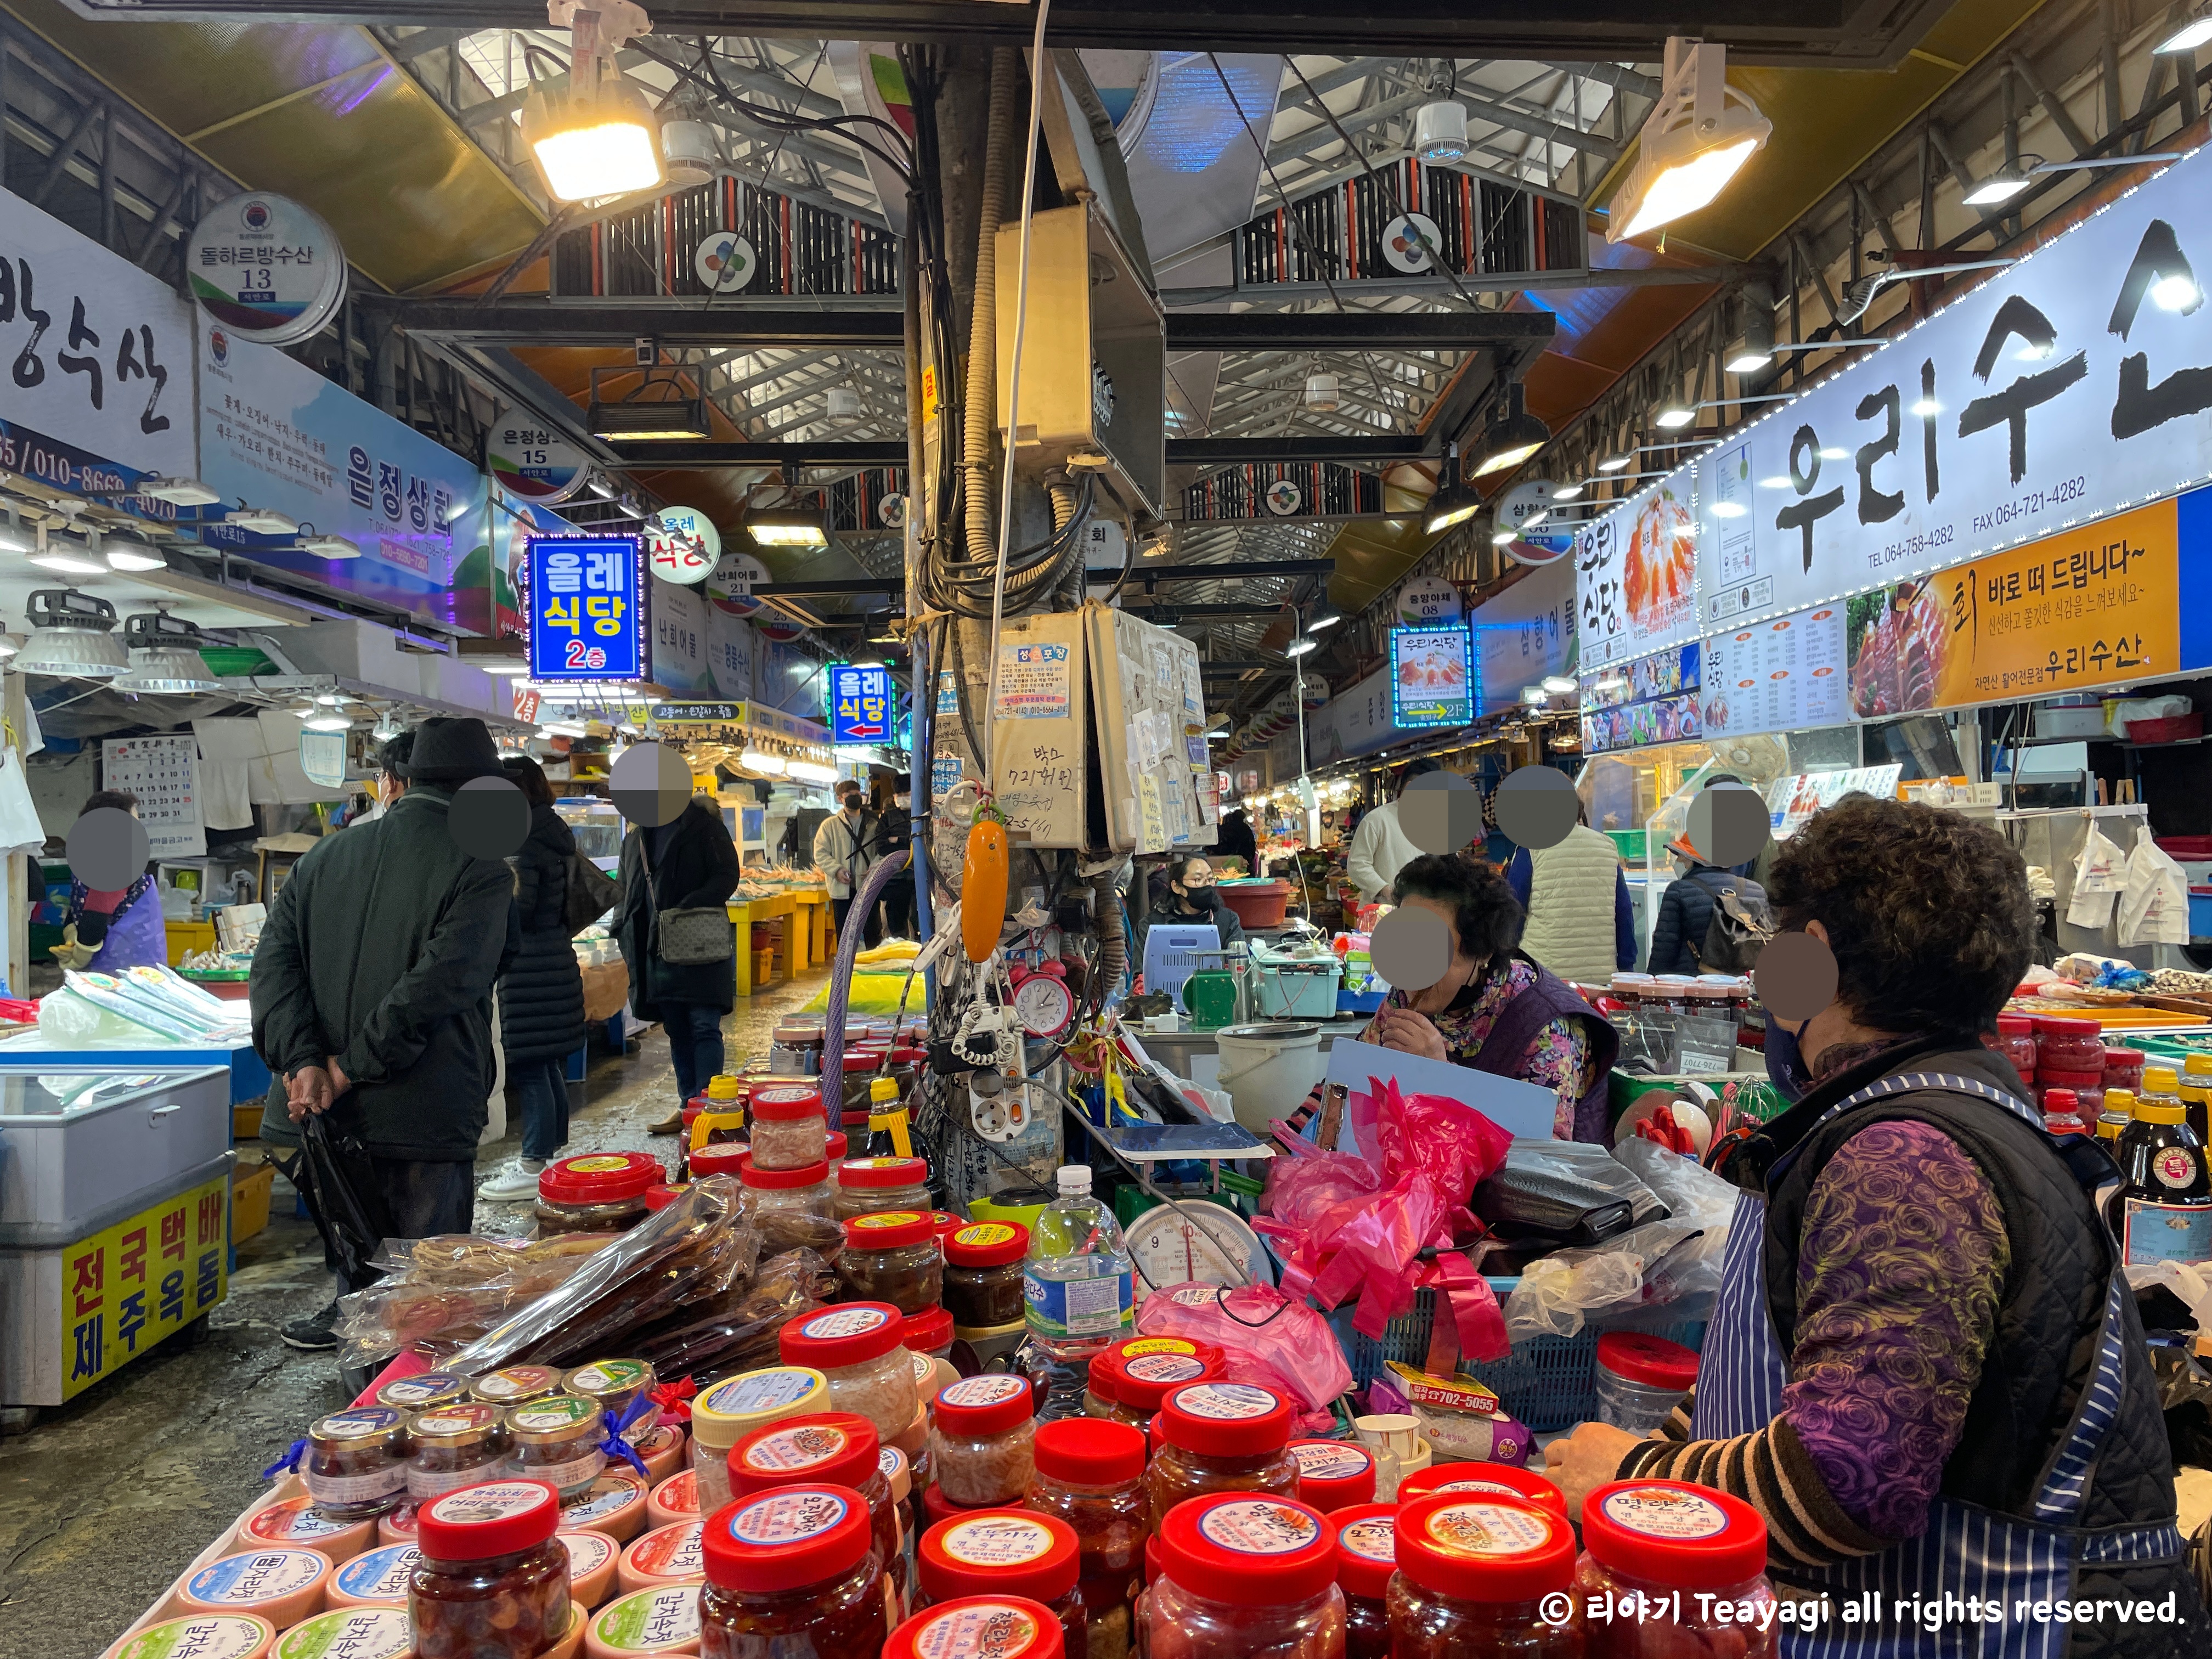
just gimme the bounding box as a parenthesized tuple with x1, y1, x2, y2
(1390, 625, 1476, 729)
(526, 534, 645, 681)
(830, 663, 893, 743)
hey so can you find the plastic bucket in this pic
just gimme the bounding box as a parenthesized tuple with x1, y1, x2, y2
(1214, 1021, 1324, 1134)
(1217, 880, 1293, 929)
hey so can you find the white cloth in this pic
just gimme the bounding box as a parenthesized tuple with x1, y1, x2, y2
(190, 718, 259, 830)
(0, 747, 44, 856)
(1346, 799, 1422, 901)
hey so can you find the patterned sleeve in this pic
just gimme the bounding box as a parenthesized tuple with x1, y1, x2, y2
(1518, 1015, 1592, 1139)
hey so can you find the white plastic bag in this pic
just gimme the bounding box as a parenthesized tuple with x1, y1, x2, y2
(2068, 819, 2128, 929)
(2120, 831, 2191, 946)
(2107, 695, 2191, 733)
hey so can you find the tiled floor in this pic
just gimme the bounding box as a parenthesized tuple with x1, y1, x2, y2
(0, 970, 828, 1659)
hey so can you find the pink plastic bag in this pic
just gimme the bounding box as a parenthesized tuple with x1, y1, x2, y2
(1138, 1281, 1353, 1422)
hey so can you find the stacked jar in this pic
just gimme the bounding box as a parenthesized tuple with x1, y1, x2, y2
(567, 1360, 658, 1445)
(885, 1597, 1064, 1659)
(1025, 1418, 1147, 1659)
(1084, 1336, 1225, 1435)
(727, 1412, 902, 1614)
(1329, 1503, 1398, 1659)
(1575, 1480, 1777, 1658)
(2104, 1046, 2147, 1101)
(534, 1152, 664, 1235)
(697, 1485, 891, 1659)
(1990, 1014, 2037, 1090)
(942, 1221, 1029, 1331)
(738, 1156, 843, 1259)
(1147, 1383, 1300, 1533)
(836, 1156, 933, 1223)
(1390, 1492, 1580, 1658)
(1146, 1493, 1346, 1659)
(2034, 1016, 2106, 1111)
(748, 1084, 828, 1172)
(406, 1404, 507, 1503)
(835, 1211, 944, 1313)
(301, 1408, 409, 1522)
(1398, 1462, 1568, 1520)
(916, 1512, 1084, 1654)
(408, 1479, 572, 1659)
(929, 1375, 1035, 1509)
(1592, 1332, 1700, 1435)
(768, 1018, 825, 1075)
(2183, 1054, 2212, 1141)
(689, 1365, 831, 1516)
(778, 1304, 921, 1443)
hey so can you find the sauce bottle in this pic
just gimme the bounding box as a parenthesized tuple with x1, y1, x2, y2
(2180, 1054, 2212, 1143)
(2106, 1079, 2212, 1267)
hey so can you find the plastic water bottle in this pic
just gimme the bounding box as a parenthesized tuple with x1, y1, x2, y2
(1023, 1166, 1134, 1417)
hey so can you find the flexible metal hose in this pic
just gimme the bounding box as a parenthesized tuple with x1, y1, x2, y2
(819, 847, 913, 1097)
(1090, 866, 1126, 1000)
(963, 50, 1018, 568)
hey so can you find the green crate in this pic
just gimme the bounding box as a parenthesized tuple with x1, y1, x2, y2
(1606, 830, 1649, 861)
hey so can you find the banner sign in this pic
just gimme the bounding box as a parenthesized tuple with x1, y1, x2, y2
(1575, 478, 1698, 669)
(1581, 642, 1701, 754)
(1470, 558, 1578, 716)
(61, 1168, 228, 1401)
(1701, 604, 1849, 740)
(1390, 625, 1476, 728)
(1696, 140, 2212, 633)
(526, 535, 645, 681)
(829, 663, 895, 743)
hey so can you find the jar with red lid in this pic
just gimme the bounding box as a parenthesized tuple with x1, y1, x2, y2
(834, 1049, 890, 1120)
(409, 1478, 571, 1659)
(697, 1485, 890, 1659)
(1289, 1441, 1377, 1514)
(778, 1305, 919, 1442)
(728, 1412, 901, 1613)
(835, 1156, 932, 1223)
(691, 1142, 749, 1182)
(2034, 1015, 2106, 1083)
(1025, 1418, 1146, 1659)
(1146, 1493, 1346, 1659)
(534, 1153, 665, 1234)
(1389, 1491, 1580, 1658)
(1146, 1383, 1300, 1534)
(1329, 1503, 1397, 1659)
(2043, 1088, 2091, 1138)
(835, 1211, 943, 1313)
(1398, 1463, 1568, 1520)
(1574, 1481, 1775, 1658)
(2103, 1046, 2147, 1097)
(943, 1221, 1029, 1329)
(930, 1375, 1036, 1507)
(738, 1156, 842, 1258)
(886, 1596, 1066, 1659)
(1990, 1014, 2037, 1085)
(748, 1084, 828, 1172)
(1592, 1333, 1700, 1436)
(917, 1513, 1083, 1654)
(902, 1305, 955, 1361)
(1087, 1336, 1224, 1435)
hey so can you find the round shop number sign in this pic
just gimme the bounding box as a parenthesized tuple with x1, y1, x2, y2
(645, 507, 722, 586)
(187, 193, 346, 346)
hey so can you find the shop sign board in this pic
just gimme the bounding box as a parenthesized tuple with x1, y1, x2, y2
(61, 1169, 228, 1401)
(198, 328, 489, 630)
(185, 193, 345, 347)
(525, 534, 645, 681)
(0, 194, 200, 514)
(1395, 574, 1463, 627)
(650, 574, 713, 694)
(1574, 477, 1698, 670)
(829, 663, 894, 743)
(1580, 642, 1701, 754)
(1389, 625, 1476, 729)
(644, 505, 721, 586)
(487, 421, 591, 506)
(1767, 764, 1905, 838)
(1470, 559, 1577, 716)
(1696, 140, 2212, 632)
(1700, 604, 1849, 741)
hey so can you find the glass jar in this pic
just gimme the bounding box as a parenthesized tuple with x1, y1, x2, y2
(885, 1597, 1065, 1659)
(836, 1050, 888, 1121)
(691, 1367, 832, 1517)
(1147, 1494, 1346, 1659)
(738, 1158, 844, 1258)
(748, 1085, 829, 1172)
(409, 1479, 572, 1659)
(1147, 1383, 1299, 1534)
(1389, 1492, 1580, 1659)
(729, 1411, 902, 1596)
(567, 1360, 658, 1444)
(472, 1365, 566, 1410)
(1648, 976, 1695, 1014)
(2104, 1047, 2148, 1098)
(930, 1375, 1036, 1508)
(697, 1486, 890, 1659)
(835, 1157, 933, 1223)
(691, 1142, 749, 1183)
(2034, 1015, 2106, 1077)
(1592, 1332, 1700, 1436)
(835, 1211, 944, 1314)
(916, 1514, 1083, 1654)
(1027, 1417, 1147, 1659)
(902, 1306, 956, 1365)
(535, 1152, 664, 1234)
(1289, 1441, 1378, 1514)
(303, 1407, 410, 1522)
(2043, 1088, 2090, 1138)
(1330, 1503, 1398, 1659)
(1605, 974, 1649, 1012)
(770, 1019, 825, 1076)
(407, 1404, 508, 1502)
(941, 1221, 1029, 1328)
(1088, 1336, 1225, 1435)
(506, 1395, 608, 1499)
(1575, 1481, 1775, 1659)
(1991, 1014, 2038, 1084)
(379, 1370, 469, 1413)
(779, 1304, 921, 1442)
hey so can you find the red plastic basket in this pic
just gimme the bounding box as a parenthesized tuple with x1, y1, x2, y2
(2126, 713, 2203, 744)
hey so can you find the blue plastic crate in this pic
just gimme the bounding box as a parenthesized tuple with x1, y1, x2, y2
(1323, 1277, 1706, 1432)
(2190, 890, 2212, 940)
(1337, 986, 1387, 1015)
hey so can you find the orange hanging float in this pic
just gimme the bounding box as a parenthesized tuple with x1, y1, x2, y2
(962, 805, 1008, 963)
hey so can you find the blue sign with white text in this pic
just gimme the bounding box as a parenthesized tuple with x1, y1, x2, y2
(830, 664, 894, 743)
(526, 535, 645, 681)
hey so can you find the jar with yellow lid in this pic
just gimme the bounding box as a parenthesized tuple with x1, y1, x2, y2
(690, 1367, 833, 1515)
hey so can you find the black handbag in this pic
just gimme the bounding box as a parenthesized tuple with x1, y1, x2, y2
(641, 831, 733, 966)
(562, 851, 621, 937)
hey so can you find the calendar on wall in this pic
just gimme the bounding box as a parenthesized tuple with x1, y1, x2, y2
(101, 735, 206, 859)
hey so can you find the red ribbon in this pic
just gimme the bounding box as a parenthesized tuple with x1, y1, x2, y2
(649, 1377, 698, 1424)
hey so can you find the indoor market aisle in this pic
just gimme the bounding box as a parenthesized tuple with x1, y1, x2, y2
(0, 974, 830, 1659)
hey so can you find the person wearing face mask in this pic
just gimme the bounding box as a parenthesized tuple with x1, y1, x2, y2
(1135, 855, 1245, 960)
(813, 780, 882, 950)
(876, 773, 916, 939)
(1646, 832, 1764, 975)
(1542, 797, 2208, 1658)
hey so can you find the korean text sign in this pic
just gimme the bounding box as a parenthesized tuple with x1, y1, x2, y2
(62, 1170, 228, 1401)
(1390, 625, 1476, 727)
(830, 664, 894, 742)
(527, 535, 645, 681)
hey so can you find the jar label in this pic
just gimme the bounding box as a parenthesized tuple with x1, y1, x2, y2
(878, 1447, 905, 1480)
(560, 1531, 617, 1576)
(799, 1306, 893, 1339)
(245, 1498, 351, 1543)
(941, 1515, 1054, 1567)
(303, 1463, 407, 1505)
(1599, 1487, 1729, 1541)
(565, 1155, 635, 1173)
(912, 1602, 1043, 1659)
(272, 1606, 414, 1659)
(940, 1375, 1026, 1408)
(427, 1480, 556, 1528)
(1171, 1383, 1278, 1421)
(729, 1489, 850, 1545)
(754, 1086, 819, 1105)
(1338, 1518, 1395, 1565)
(740, 1421, 853, 1473)
(1023, 1267, 1135, 1340)
(383, 1506, 417, 1537)
(513, 1397, 602, 1432)
(526, 1449, 610, 1493)
(414, 1404, 500, 1435)
(318, 1408, 403, 1438)
(702, 1368, 821, 1417)
(952, 1223, 1018, 1248)
(408, 1461, 503, 1502)
(853, 1210, 928, 1230)
(2122, 1199, 2212, 1264)
(1291, 1443, 1373, 1482)
(377, 1373, 461, 1407)
(562, 1475, 646, 1526)
(1195, 1499, 1321, 1556)
(1119, 1338, 1197, 1359)
(1123, 1355, 1204, 1385)
(476, 1365, 562, 1402)
(1430, 1479, 1526, 1499)
(627, 1521, 704, 1578)
(1425, 1502, 1554, 1557)
(656, 1470, 698, 1512)
(334, 1545, 419, 1602)
(112, 1616, 273, 1659)
(592, 1584, 701, 1650)
(187, 1549, 326, 1605)
(571, 1359, 651, 1392)
(2154, 1147, 2202, 1189)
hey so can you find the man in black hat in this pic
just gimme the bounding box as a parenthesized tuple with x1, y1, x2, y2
(252, 717, 520, 1352)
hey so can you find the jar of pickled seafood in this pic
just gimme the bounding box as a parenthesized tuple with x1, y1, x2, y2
(727, 1411, 902, 1608)
(406, 1404, 508, 1503)
(1146, 1494, 1346, 1659)
(1328, 1503, 1397, 1659)
(778, 1304, 919, 1443)
(1025, 1417, 1146, 1659)
(929, 1375, 1035, 1508)
(409, 1479, 571, 1659)
(1388, 1492, 1581, 1659)
(1573, 1481, 1775, 1659)
(696, 1486, 890, 1659)
(835, 1211, 944, 1314)
(303, 1407, 409, 1521)
(1146, 1383, 1298, 1534)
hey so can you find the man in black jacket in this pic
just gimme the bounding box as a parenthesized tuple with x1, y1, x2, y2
(253, 718, 518, 1350)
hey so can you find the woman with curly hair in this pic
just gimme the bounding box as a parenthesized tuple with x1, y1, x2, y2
(1545, 796, 2208, 1657)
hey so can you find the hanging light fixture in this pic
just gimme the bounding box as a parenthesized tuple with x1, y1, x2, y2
(1423, 450, 1482, 536)
(14, 590, 129, 678)
(521, 31, 663, 202)
(1654, 398, 1698, 431)
(787, 758, 839, 784)
(1413, 100, 1470, 163)
(825, 387, 862, 421)
(1725, 308, 1776, 374)
(1609, 39, 1771, 242)
(304, 709, 353, 732)
(741, 748, 787, 776)
(112, 612, 219, 695)
(1303, 373, 1341, 413)
(1469, 383, 1550, 478)
(29, 533, 107, 578)
(746, 506, 828, 550)
(2158, 6, 2212, 52)
(103, 533, 168, 573)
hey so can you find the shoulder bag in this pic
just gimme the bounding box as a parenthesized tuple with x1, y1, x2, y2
(641, 827, 735, 966)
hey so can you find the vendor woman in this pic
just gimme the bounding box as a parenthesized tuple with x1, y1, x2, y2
(1545, 796, 2209, 1655)
(54, 788, 166, 973)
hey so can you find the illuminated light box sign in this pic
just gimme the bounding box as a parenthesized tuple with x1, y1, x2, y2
(829, 663, 894, 743)
(1390, 625, 1476, 729)
(525, 534, 645, 681)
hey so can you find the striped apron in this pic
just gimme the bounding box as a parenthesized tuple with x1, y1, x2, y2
(1691, 1071, 2187, 1658)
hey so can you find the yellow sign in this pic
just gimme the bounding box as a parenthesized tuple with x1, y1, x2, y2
(1847, 498, 2179, 713)
(61, 1171, 229, 1400)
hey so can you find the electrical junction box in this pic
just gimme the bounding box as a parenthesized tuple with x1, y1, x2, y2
(1086, 600, 1216, 854)
(996, 201, 1165, 517)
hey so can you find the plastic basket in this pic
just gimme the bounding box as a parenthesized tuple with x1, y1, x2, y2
(1323, 1278, 1707, 1432)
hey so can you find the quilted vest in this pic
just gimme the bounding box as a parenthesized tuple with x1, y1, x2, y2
(1466, 954, 1622, 1143)
(1517, 825, 1621, 985)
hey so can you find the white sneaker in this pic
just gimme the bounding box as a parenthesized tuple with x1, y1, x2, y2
(479, 1158, 546, 1201)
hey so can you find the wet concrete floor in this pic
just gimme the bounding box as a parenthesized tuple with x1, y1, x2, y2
(0, 972, 828, 1659)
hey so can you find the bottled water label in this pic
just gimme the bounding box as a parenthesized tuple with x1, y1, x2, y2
(1024, 1265, 1134, 1339)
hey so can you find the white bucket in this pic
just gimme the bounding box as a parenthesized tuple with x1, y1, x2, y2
(1213, 1021, 1324, 1135)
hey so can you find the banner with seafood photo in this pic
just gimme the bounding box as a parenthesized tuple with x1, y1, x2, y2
(1573, 477, 1699, 671)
